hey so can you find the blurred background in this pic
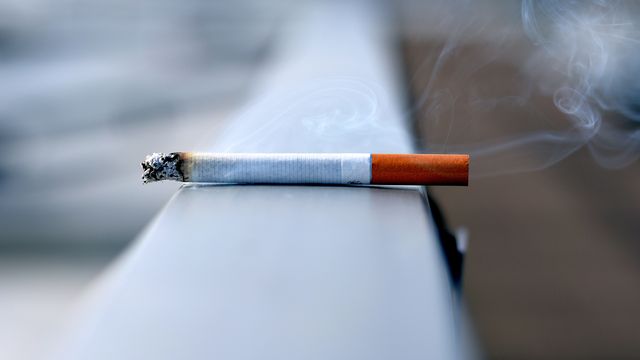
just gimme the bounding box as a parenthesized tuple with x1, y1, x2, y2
(0, 0, 289, 358)
(1, 0, 639, 359)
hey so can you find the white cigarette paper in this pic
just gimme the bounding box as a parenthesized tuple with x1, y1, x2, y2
(143, 152, 371, 184)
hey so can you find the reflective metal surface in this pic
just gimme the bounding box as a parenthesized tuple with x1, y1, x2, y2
(58, 1, 461, 359)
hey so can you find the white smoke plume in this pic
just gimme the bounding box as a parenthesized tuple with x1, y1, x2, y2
(405, 0, 640, 175)
(521, 0, 640, 168)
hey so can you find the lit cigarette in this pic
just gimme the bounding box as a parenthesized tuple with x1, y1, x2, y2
(142, 152, 469, 186)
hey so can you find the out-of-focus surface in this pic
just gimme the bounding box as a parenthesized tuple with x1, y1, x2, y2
(402, 1, 640, 359)
(61, 186, 458, 360)
(0, 248, 118, 360)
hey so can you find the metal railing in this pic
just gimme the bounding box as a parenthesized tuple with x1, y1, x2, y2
(58, 1, 465, 359)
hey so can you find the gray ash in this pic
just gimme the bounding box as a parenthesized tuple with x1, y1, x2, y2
(141, 152, 183, 183)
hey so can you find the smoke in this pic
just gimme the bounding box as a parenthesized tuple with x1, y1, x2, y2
(213, 77, 410, 153)
(409, 0, 640, 176)
(523, 0, 640, 167)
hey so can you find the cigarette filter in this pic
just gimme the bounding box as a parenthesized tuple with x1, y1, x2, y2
(142, 152, 469, 186)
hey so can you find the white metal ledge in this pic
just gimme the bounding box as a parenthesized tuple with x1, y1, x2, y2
(57, 1, 461, 359)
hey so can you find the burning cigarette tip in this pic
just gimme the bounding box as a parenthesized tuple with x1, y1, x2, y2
(141, 152, 183, 183)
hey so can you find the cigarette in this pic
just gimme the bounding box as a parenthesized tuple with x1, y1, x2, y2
(141, 152, 469, 186)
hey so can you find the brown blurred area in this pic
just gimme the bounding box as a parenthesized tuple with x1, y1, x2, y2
(404, 40, 640, 359)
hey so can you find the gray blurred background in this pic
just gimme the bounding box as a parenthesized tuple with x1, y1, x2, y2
(0, 0, 290, 358)
(1, 0, 640, 359)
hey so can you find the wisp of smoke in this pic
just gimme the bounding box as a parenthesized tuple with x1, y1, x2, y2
(521, 0, 640, 169)
(412, 0, 640, 175)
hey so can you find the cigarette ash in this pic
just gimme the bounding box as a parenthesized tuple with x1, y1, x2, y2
(141, 152, 183, 183)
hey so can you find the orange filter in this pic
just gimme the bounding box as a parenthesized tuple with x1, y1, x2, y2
(371, 154, 469, 186)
